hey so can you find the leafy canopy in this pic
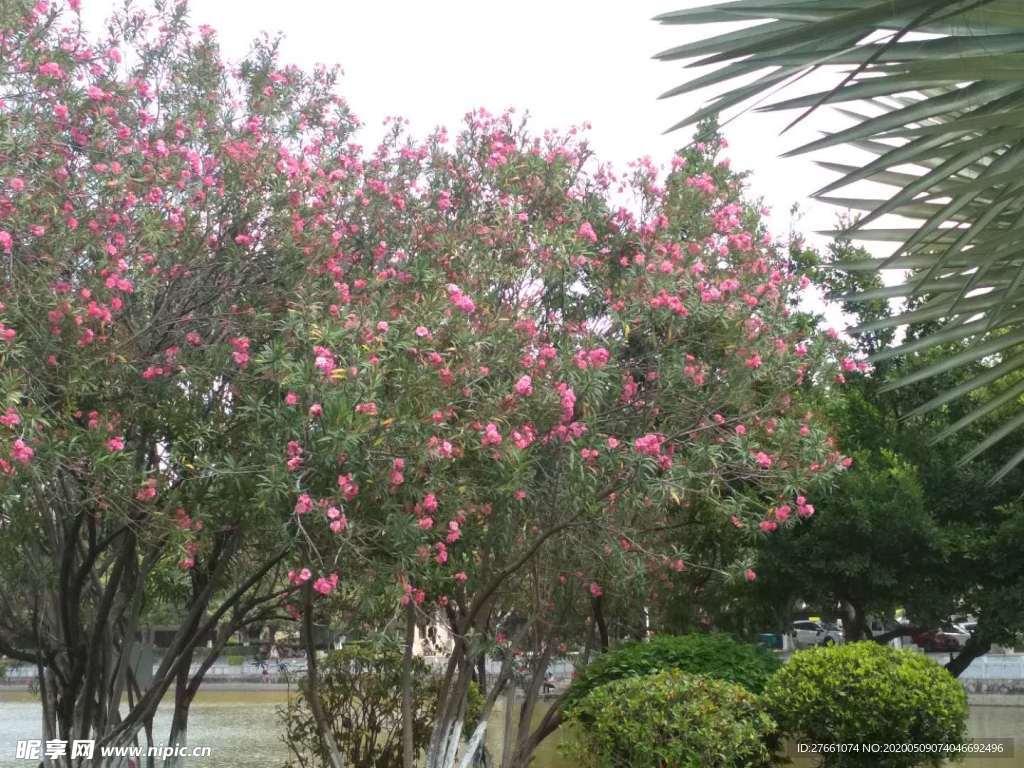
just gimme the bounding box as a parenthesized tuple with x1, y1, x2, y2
(566, 632, 780, 709)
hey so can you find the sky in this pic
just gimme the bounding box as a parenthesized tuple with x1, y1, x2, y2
(79, 0, 883, 328)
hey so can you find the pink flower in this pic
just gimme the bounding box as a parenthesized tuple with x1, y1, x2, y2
(620, 376, 638, 403)
(284, 391, 300, 406)
(512, 425, 536, 449)
(355, 402, 378, 416)
(105, 436, 125, 452)
(735, 424, 746, 436)
(759, 520, 777, 533)
(415, 326, 431, 338)
(313, 573, 339, 595)
(10, 439, 33, 465)
(423, 493, 439, 513)
(481, 422, 503, 447)
(38, 62, 63, 79)
(797, 501, 815, 518)
(313, 346, 335, 374)
(0, 231, 12, 254)
(577, 222, 598, 244)
(744, 353, 762, 369)
(0, 408, 20, 428)
(447, 284, 476, 315)
(589, 582, 603, 598)
(587, 347, 610, 368)
(136, 479, 157, 502)
(685, 173, 716, 195)
(634, 433, 664, 456)
(230, 337, 250, 368)
(454, 571, 468, 583)
(337, 473, 359, 500)
(607, 437, 620, 449)
(513, 375, 533, 397)
(294, 494, 313, 515)
(745, 569, 757, 582)
(446, 519, 461, 543)
(754, 451, 772, 469)
(557, 383, 576, 423)
(308, 403, 323, 418)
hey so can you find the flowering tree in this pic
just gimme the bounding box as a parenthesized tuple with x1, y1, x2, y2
(0, 1, 850, 766)
(0, 0, 360, 761)
(274, 115, 851, 767)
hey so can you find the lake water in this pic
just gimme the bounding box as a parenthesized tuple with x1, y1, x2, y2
(0, 691, 1020, 767)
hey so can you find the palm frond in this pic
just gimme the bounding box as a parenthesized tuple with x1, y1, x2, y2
(655, 0, 1024, 479)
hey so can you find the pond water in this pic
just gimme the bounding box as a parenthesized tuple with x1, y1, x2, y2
(0, 691, 1020, 767)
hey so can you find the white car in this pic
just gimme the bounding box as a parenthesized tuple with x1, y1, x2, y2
(790, 620, 844, 649)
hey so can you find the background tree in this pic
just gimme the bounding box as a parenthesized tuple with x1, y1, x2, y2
(744, 235, 1024, 673)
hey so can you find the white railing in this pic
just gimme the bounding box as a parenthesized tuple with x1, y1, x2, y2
(4, 652, 1021, 683)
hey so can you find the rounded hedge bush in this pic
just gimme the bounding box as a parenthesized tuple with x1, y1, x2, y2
(763, 641, 968, 768)
(564, 669, 776, 768)
(567, 633, 780, 710)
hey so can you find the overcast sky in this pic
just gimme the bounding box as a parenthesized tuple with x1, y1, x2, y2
(81, 0, 879, 327)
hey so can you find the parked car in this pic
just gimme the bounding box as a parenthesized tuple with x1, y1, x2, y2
(913, 624, 967, 652)
(790, 620, 844, 648)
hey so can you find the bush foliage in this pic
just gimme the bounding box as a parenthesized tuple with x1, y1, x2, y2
(764, 641, 968, 768)
(564, 668, 775, 768)
(567, 633, 780, 709)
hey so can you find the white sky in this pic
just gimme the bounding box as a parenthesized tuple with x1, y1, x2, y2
(81, 0, 897, 329)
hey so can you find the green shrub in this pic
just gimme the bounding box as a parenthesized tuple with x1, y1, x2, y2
(279, 642, 482, 768)
(764, 642, 968, 767)
(225, 655, 245, 666)
(567, 633, 780, 710)
(564, 669, 776, 768)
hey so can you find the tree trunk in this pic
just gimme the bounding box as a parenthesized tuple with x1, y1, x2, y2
(591, 596, 609, 652)
(499, 680, 516, 768)
(301, 582, 345, 768)
(163, 646, 194, 768)
(401, 602, 416, 768)
(475, 654, 488, 698)
(946, 634, 990, 678)
(843, 599, 868, 642)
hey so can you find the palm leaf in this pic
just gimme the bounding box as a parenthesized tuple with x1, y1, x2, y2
(655, 0, 1024, 479)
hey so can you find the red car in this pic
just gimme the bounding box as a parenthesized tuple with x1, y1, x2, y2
(912, 626, 964, 652)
